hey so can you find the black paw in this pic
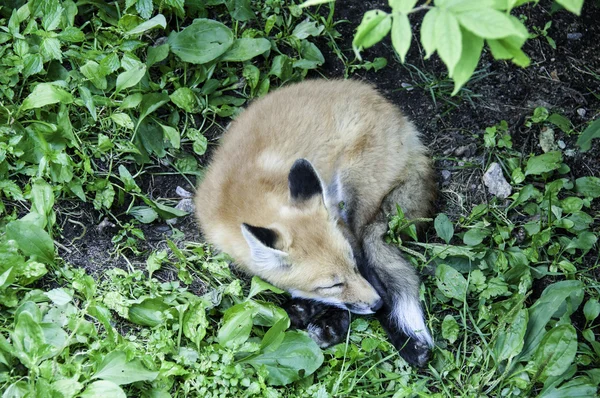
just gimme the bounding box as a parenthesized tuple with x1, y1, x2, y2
(282, 298, 350, 348)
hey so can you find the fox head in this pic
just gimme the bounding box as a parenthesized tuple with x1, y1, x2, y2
(241, 158, 382, 314)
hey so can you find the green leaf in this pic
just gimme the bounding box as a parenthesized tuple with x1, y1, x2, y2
(241, 331, 324, 386)
(6, 220, 55, 264)
(141, 197, 188, 220)
(521, 280, 583, 359)
(79, 86, 97, 121)
(44, 288, 72, 306)
(220, 38, 271, 62)
(441, 315, 459, 344)
(110, 113, 134, 130)
(169, 88, 197, 113)
(389, 0, 418, 13)
(538, 378, 598, 398)
(128, 298, 174, 327)
(436, 264, 467, 301)
(420, 8, 438, 58)
(494, 308, 528, 362)
(21, 83, 73, 111)
(292, 20, 324, 39)
(434, 213, 454, 243)
(183, 301, 208, 347)
(576, 117, 600, 152)
(247, 276, 285, 300)
(116, 64, 147, 93)
(435, 9, 462, 76)
(147, 43, 170, 67)
(555, 0, 584, 15)
(463, 228, 488, 246)
(352, 10, 392, 56)
(217, 302, 255, 348)
(574, 177, 600, 198)
(168, 19, 234, 64)
(456, 8, 526, 39)
(391, 13, 411, 63)
(532, 324, 577, 381)
(81, 61, 107, 90)
(93, 351, 158, 385)
(23, 54, 43, 78)
(160, 124, 180, 149)
(126, 14, 166, 35)
(227, 0, 255, 21)
(583, 298, 600, 323)
(129, 206, 158, 224)
(451, 27, 483, 95)
(12, 311, 46, 368)
(299, 0, 335, 7)
(524, 151, 562, 176)
(81, 381, 126, 398)
(260, 317, 289, 350)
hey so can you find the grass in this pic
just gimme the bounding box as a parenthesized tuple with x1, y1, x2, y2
(0, 1, 599, 397)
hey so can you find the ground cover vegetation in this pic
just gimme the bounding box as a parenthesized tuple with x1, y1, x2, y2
(0, 0, 598, 397)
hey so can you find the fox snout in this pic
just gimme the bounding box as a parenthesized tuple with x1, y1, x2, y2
(344, 295, 383, 315)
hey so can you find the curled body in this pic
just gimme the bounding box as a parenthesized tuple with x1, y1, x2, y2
(195, 79, 436, 366)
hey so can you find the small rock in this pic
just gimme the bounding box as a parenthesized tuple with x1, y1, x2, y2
(401, 82, 414, 91)
(577, 108, 586, 117)
(539, 126, 557, 153)
(558, 140, 566, 149)
(441, 170, 451, 181)
(483, 162, 512, 199)
(166, 199, 195, 225)
(176, 186, 193, 198)
(567, 32, 583, 40)
(454, 145, 469, 157)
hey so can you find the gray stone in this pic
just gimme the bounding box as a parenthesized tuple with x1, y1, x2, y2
(483, 162, 512, 199)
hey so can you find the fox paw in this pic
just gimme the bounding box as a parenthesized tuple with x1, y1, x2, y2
(307, 308, 350, 348)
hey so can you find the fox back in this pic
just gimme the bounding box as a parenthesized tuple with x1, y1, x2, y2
(195, 80, 436, 362)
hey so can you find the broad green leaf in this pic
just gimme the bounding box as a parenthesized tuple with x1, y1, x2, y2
(295, 40, 325, 69)
(435, 9, 462, 76)
(227, 0, 254, 21)
(260, 317, 289, 350)
(574, 176, 600, 198)
(221, 38, 271, 62)
(169, 88, 197, 113)
(183, 301, 208, 347)
(160, 124, 180, 149)
(12, 311, 47, 368)
(147, 43, 170, 67)
(23, 54, 43, 78)
(521, 280, 583, 359)
(441, 315, 459, 343)
(128, 298, 175, 327)
(463, 228, 488, 246)
(420, 8, 438, 58)
(116, 64, 147, 93)
(538, 378, 598, 398)
(92, 351, 158, 385)
(141, 197, 188, 220)
(352, 10, 391, 56)
(583, 298, 600, 323)
(81, 61, 107, 90)
(21, 83, 73, 111)
(576, 117, 600, 152)
(436, 264, 467, 301)
(389, 0, 418, 13)
(556, 0, 584, 15)
(241, 331, 324, 385)
(247, 276, 285, 300)
(494, 308, 528, 362)
(292, 20, 324, 39)
(451, 28, 483, 95)
(168, 19, 234, 64)
(456, 8, 526, 39)
(532, 324, 577, 381)
(79, 86, 97, 121)
(299, 0, 335, 7)
(434, 213, 454, 243)
(51, 379, 83, 398)
(391, 13, 411, 63)
(44, 288, 72, 306)
(110, 113, 134, 130)
(524, 151, 562, 176)
(6, 220, 55, 264)
(146, 250, 166, 278)
(217, 302, 255, 348)
(126, 14, 166, 35)
(138, 92, 170, 126)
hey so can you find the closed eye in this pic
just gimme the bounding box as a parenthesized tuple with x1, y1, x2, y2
(317, 283, 345, 291)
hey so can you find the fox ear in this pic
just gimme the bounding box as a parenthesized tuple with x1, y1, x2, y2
(241, 223, 288, 270)
(288, 158, 324, 203)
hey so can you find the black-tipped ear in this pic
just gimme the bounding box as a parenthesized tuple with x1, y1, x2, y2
(242, 223, 278, 249)
(288, 159, 323, 202)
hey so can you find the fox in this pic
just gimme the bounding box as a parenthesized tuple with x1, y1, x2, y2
(194, 79, 437, 366)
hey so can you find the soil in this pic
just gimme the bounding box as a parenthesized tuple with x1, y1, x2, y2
(57, 2, 600, 293)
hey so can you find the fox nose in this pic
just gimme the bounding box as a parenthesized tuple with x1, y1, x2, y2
(371, 298, 384, 312)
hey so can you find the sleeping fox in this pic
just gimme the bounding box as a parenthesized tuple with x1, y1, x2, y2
(195, 79, 436, 366)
